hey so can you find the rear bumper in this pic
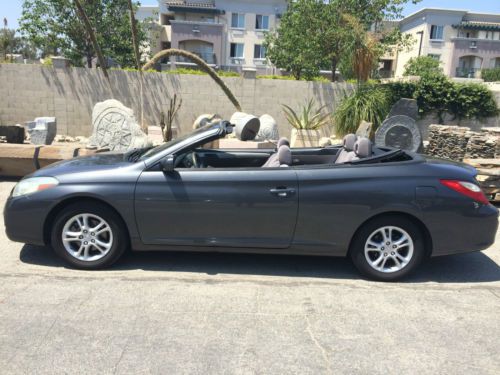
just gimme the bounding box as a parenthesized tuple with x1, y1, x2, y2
(429, 203, 498, 256)
(4, 195, 54, 246)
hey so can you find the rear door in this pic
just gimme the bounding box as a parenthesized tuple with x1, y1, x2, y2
(134, 166, 299, 249)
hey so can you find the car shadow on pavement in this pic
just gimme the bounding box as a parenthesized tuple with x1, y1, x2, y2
(19, 244, 500, 283)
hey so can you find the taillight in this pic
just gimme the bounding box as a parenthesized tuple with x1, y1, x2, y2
(440, 179, 490, 205)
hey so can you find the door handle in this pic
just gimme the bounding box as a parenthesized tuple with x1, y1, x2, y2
(270, 188, 295, 197)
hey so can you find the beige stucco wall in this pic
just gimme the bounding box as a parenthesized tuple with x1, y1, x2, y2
(0, 64, 352, 139)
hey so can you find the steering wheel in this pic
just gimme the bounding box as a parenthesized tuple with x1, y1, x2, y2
(175, 151, 200, 168)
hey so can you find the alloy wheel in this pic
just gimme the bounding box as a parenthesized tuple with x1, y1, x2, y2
(61, 213, 113, 262)
(364, 226, 414, 273)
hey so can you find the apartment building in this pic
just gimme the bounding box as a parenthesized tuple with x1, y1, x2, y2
(395, 8, 500, 78)
(137, 0, 288, 73)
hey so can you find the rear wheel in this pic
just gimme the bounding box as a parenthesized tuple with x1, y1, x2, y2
(51, 202, 128, 269)
(350, 216, 425, 281)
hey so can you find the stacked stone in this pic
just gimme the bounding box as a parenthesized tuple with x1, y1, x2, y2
(426, 125, 473, 161)
(464, 133, 497, 159)
(481, 128, 500, 159)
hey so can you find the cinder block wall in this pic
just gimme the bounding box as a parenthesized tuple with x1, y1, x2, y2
(0, 64, 353, 138)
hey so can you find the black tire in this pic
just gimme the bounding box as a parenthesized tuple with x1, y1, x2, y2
(51, 202, 128, 269)
(350, 215, 426, 281)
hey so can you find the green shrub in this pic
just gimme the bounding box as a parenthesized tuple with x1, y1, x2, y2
(334, 85, 390, 136)
(384, 81, 417, 105)
(257, 74, 329, 82)
(481, 68, 500, 82)
(163, 67, 207, 75)
(412, 74, 455, 121)
(450, 83, 499, 120)
(217, 70, 240, 77)
(383, 75, 499, 123)
(403, 56, 443, 78)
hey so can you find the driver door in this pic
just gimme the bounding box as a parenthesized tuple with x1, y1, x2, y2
(134, 163, 299, 249)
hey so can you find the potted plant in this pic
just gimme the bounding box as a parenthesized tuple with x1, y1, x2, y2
(282, 99, 331, 147)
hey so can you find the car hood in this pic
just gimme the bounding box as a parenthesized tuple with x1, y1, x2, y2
(29, 152, 133, 178)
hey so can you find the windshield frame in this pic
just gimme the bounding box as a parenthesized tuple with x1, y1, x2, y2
(140, 122, 225, 167)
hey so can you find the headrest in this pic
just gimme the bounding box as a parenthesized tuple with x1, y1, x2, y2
(343, 134, 357, 151)
(354, 138, 372, 158)
(278, 145, 292, 166)
(277, 137, 290, 147)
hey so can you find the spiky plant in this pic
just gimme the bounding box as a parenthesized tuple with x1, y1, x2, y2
(164, 94, 182, 142)
(334, 85, 390, 136)
(282, 99, 331, 130)
(143, 48, 242, 111)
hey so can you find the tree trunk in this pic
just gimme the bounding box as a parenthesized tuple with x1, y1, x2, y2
(73, 0, 109, 81)
(331, 57, 338, 82)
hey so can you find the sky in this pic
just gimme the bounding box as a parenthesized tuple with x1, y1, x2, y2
(1, 0, 500, 30)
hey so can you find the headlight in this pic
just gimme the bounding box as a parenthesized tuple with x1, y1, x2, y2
(12, 177, 59, 197)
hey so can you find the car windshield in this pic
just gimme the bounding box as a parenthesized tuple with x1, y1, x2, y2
(134, 124, 219, 161)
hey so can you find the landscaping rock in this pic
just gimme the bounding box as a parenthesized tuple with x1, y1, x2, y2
(356, 121, 373, 139)
(230, 112, 260, 141)
(387, 98, 419, 120)
(375, 115, 422, 152)
(0, 125, 25, 144)
(27, 117, 57, 145)
(255, 114, 279, 141)
(87, 99, 152, 151)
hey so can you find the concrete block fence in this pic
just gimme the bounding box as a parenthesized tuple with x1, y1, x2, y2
(1, 64, 498, 139)
(0, 64, 353, 138)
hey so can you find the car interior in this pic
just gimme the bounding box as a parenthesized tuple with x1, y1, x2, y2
(172, 133, 413, 170)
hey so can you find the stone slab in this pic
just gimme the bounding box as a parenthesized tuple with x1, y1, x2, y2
(375, 115, 422, 152)
(387, 98, 419, 120)
(0, 144, 97, 177)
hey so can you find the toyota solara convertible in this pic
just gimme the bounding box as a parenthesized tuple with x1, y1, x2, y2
(4, 121, 498, 281)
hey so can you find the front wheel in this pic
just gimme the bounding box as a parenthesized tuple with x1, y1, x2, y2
(350, 216, 426, 281)
(51, 202, 128, 269)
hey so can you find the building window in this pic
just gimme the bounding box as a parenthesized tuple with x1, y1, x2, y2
(428, 54, 441, 61)
(231, 13, 245, 28)
(230, 43, 244, 58)
(254, 45, 266, 59)
(256, 15, 269, 30)
(430, 25, 444, 40)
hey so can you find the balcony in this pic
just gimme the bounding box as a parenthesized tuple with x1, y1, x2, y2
(456, 67, 480, 78)
(177, 51, 217, 65)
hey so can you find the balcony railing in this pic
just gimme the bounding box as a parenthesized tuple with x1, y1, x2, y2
(456, 67, 480, 78)
(176, 51, 216, 65)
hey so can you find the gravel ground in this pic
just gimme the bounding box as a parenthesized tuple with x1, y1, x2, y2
(0, 180, 499, 374)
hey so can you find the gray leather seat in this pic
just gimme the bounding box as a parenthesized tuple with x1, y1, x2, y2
(335, 134, 357, 164)
(262, 137, 290, 167)
(354, 138, 373, 159)
(262, 144, 292, 168)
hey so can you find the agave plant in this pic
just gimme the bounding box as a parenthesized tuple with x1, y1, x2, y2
(282, 99, 331, 130)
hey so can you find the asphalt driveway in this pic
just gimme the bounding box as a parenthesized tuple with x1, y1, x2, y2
(0, 180, 499, 374)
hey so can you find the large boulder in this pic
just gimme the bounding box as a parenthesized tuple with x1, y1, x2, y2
(375, 115, 423, 152)
(255, 114, 279, 141)
(230, 112, 260, 141)
(387, 98, 419, 120)
(87, 99, 151, 151)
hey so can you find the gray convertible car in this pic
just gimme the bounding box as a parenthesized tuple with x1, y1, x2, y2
(4, 121, 498, 281)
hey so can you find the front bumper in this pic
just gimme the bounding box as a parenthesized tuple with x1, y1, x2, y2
(4, 195, 55, 246)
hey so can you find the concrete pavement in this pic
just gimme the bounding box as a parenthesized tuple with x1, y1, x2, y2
(0, 180, 499, 374)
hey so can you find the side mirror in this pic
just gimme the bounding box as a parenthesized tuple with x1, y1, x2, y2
(160, 155, 175, 172)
